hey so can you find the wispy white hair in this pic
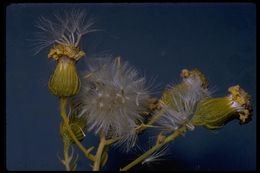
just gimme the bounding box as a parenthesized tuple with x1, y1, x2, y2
(73, 57, 151, 151)
(33, 9, 97, 55)
(142, 145, 169, 165)
(157, 74, 211, 132)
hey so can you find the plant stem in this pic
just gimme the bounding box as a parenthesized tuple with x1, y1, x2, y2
(59, 97, 95, 161)
(136, 107, 165, 133)
(120, 125, 187, 171)
(93, 134, 106, 171)
(63, 146, 71, 171)
(105, 106, 166, 146)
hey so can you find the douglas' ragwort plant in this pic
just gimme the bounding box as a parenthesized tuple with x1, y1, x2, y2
(34, 9, 253, 171)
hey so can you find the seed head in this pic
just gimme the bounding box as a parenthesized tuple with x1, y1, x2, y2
(73, 57, 151, 151)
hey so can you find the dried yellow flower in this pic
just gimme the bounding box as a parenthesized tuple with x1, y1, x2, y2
(228, 85, 252, 124)
(48, 44, 85, 61)
(180, 68, 208, 89)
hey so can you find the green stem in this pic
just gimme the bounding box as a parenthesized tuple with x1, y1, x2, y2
(59, 97, 95, 161)
(93, 134, 106, 171)
(120, 125, 187, 171)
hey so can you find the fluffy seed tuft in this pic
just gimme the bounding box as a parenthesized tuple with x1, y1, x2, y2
(72, 57, 151, 151)
(156, 69, 211, 132)
(33, 9, 97, 55)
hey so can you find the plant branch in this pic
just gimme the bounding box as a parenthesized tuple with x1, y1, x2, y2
(63, 146, 71, 171)
(93, 133, 107, 171)
(104, 106, 166, 146)
(59, 97, 95, 161)
(120, 124, 188, 171)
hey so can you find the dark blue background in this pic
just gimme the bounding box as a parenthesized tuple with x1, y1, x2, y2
(6, 3, 256, 171)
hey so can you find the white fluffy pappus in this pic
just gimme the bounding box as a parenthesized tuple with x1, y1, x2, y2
(73, 57, 151, 151)
(131, 137, 170, 166)
(157, 74, 211, 132)
(32, 9, 98, 55)
(141, 145, 170, 166)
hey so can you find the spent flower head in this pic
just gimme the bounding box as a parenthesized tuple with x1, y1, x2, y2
(157, 68, 211, 132)
(191, 85, 253, 129)
(35, 10, 97, 97)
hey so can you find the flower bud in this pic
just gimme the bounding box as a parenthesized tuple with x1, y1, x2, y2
(191, 85, 253, 129)
(48, 56, 81, 97)
(60, 115, 87, 145)
(47, 44, 85, 97)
